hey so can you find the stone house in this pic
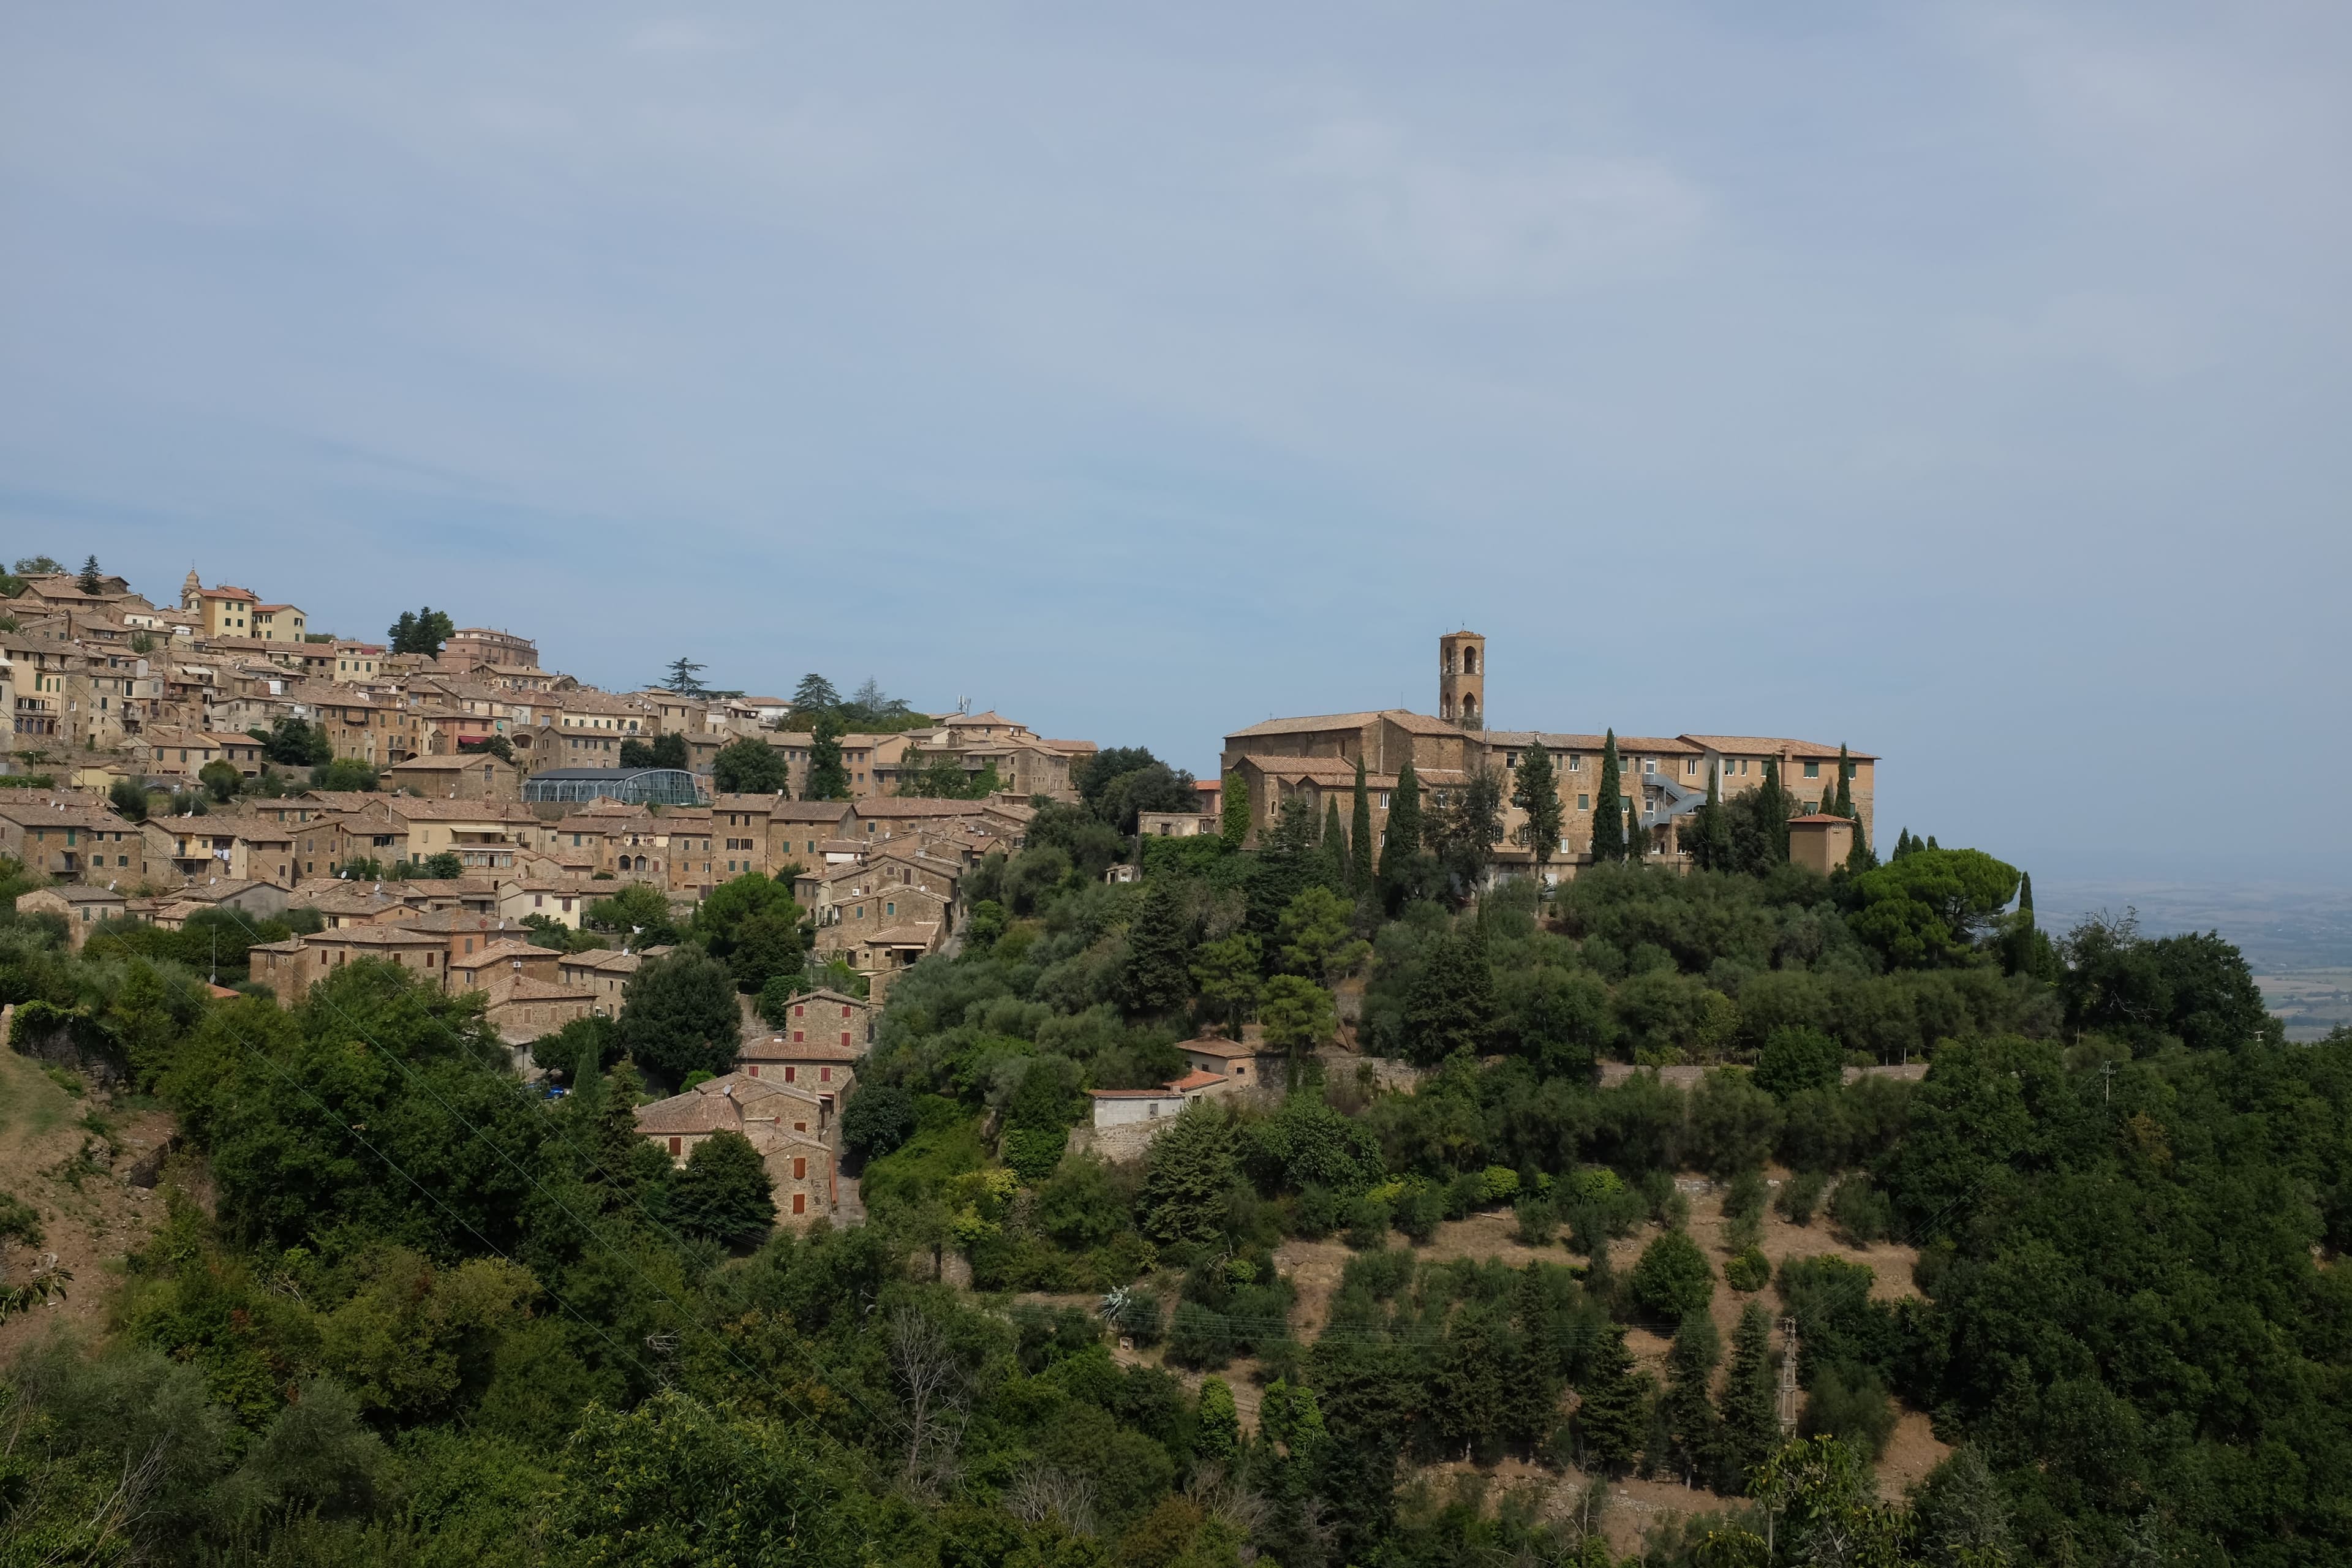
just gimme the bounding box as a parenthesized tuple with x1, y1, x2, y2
(0, 802, 149, 883)
(385, 752, 520, 801)
(140, 815, 298, 887)
(445, 939, 563, 993)
(753, 987, 873, 1053)
(13, 885, 130, 949)
(476, 970, 594, 1042)
(494, 875, 607, 930)
(1174, 1036, 1280, 1099)
(633, 1074, 839, 1227)
(251, 925, 448, 1003)
(557, 948, 641, 1016)
(764, 801, 857, 864)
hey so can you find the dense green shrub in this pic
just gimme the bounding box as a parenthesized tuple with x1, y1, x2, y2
(1629, 1231, 1714, 1320)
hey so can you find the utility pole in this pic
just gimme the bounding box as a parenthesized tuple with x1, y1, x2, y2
(1777, 1316, 1801, 1438)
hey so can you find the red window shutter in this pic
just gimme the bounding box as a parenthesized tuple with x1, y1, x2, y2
(793, 1193, 806, 1215)
(793, 1157, 806, 1179)
(785, 1066, 796, 1082)
(821, 1066, 832, 1082)
(668, 1136, 682, 1156)
(840, 1032, 850, 1048)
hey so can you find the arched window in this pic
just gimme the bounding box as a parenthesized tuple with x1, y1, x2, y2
(1463, 647, 1479, 675)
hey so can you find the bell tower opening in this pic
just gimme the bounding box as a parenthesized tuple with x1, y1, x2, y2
(1438, 630, 1487, 731)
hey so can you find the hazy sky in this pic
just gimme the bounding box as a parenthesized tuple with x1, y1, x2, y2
(4, 4, 2346, 881)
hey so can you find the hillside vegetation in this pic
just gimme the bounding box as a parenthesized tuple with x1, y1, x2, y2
(2, 768, 2348, 1568)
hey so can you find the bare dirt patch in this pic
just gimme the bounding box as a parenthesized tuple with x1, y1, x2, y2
(0, 1050, 177, 1357)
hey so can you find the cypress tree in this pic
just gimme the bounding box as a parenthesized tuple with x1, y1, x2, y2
(1510, 744, 1563, 869)
(1831, 745, 1854, 818)
(1221, 769, 1252, 848)
(1626, 799, 1645, 861)
(1589, 732, 1624, 864)
(1322, 798, 1348, 888)
(2018, 870, 2035, 923)
(1350, 756, 1375, 894)
(1378, 760, 1422, 902)
(1757, 758, 1791, 865)
(1713, 1303, 1779, 1491)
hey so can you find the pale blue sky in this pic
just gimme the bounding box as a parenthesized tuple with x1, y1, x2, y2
(4, 4, 2346, 881)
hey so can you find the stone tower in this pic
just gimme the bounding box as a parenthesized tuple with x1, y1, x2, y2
(181, 568, 201, 611)
(1438, 630, 1485, 728)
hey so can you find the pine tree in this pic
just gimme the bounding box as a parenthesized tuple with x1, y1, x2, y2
(1574, 1322, 1651, 1474)
(661, 656, 709, 696)
(1378, 760, 1422, 905)
(1589, 733, 1624, 863)
(1350, 756, 1375, 894)
(77, 555, 102, 595)
(1654, 1312, 1721, 1488)
(1510, 744, 1563, 869)
(1831, 745, 1854, 818)
(1894, 828, 1915, 860)
(1713, 1303, 1779, 1491)
(1221, 770, 1252, 848)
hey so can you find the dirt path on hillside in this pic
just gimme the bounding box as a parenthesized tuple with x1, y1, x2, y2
(0, 1050, 179, 1359)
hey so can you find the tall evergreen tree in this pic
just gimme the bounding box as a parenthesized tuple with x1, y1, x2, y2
(661, 657, 709, 696)
(1509, 744, 1563, 870)
(77, 555, 102, 595)
(1589, 733, 1624, 863)
(1626, 798, 1645, 861)
(1757, 758, 1792, 864)
(1831, 745, 1854, 818)
(1574, 1322, 1650, 1474)
(1687, 766, 1731, 871)
(1221, 770, 1252, 848)
(2018, 870, 2034, 922)
(1713, 1303, 1779, 1491)
(1845, 818, 1877, 874)
(1118, 878, 1194, 1016)
(1322, 799, 1348, 887)
(802, 711, 851, 800)
(1378, 760, 1422, 905)
(1349, 756, 1374, 894)
(1654, 1311, 1721, 1488)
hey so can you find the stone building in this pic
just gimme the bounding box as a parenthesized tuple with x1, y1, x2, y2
(1221, 632, 1877, 881)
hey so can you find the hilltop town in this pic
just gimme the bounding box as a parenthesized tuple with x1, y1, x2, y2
(7, 552, 2321, 1567)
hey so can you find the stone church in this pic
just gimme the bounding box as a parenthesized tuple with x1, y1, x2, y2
(1219, 632, 1874, 881)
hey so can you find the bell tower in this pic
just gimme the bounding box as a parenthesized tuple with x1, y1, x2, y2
(1438, 630, 1486, 729)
